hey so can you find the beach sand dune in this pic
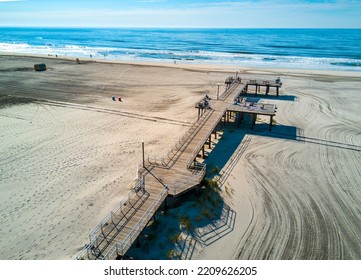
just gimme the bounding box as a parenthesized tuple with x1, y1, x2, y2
(1, 54, 360, 260)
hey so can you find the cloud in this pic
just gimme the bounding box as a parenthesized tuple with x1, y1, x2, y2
(0, 0, 360, 28)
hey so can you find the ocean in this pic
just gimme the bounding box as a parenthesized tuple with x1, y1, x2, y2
(0, 27, 361, 71)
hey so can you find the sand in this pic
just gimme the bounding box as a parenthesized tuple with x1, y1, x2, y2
(193, 72, 361, 260)
(0, 54, 360, 260)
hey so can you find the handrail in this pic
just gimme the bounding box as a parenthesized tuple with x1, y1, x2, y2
(219, 81, 240, 101)
(103, 187, 168, 259)
(168, 163, 206, 196)
(142, 107, 214, 169)
(88, 189, 137, 242)
(137, 82, 245, 170)
(185, 106, 227, 169)
(240, 76, 282, 86)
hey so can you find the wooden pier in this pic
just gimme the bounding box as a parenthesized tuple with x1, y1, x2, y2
(242, 78, 282, 97)
(76, 77, 280, 260)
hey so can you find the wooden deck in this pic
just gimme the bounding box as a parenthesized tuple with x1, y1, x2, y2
(241, 78, 282, 97)
(76, 77, 279, 260)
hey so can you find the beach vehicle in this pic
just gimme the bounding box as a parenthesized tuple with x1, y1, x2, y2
(34, 63, 46, 71)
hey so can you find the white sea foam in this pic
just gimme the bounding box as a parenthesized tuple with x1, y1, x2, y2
(1, 42, 360, 71)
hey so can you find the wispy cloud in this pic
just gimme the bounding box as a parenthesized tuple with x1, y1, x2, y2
(0, 0, 360, 28)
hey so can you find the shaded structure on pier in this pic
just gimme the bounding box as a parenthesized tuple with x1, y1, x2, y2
(241, 78, 282, 97)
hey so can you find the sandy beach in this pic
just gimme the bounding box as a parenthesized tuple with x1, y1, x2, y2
(0, 54, 360, 260)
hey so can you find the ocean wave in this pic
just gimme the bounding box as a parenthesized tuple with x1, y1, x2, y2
(330, 61, 361, 67)
(264, 44, 322, 50)
(1, 41, 361, 71)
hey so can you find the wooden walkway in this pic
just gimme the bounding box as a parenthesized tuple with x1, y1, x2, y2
(76, 77, 279, 260)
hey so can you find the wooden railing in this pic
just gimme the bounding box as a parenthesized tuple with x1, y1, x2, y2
(103, 187, 168, 260)
(75, 179, 146, 260)
(145, 108, 214, 169)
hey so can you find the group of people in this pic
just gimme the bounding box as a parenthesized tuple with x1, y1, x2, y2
(234, 97, 244, 104)
(199, 95, 211, 109)
(234, 97, 266, 109)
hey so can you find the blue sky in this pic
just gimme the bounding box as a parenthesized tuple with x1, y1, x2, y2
(0, 0, 360, 28)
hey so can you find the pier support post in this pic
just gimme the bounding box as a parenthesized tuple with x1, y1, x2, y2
(276, 86, 279, 97)
(142, 141, 145, 168)
(135, 238, 141, 248)
(162, 197, 168, 214)
(266, 85, 270, 96)
(251, 114, 257, 129)
(208, 135, 212, 149)
(237, 112, 243, 127)
(269, 115, 273, 131)
(202, 145, 205, 158)
(214, 128, 217, 139)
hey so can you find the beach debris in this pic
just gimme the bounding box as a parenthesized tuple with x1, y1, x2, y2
(112, 96, 116, 101)
(118, 97, 123, 102)
(34, 63, 47, 71)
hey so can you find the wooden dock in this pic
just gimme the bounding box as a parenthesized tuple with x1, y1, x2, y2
(76, 77, 279, 260)
(240, 77, 282, 97)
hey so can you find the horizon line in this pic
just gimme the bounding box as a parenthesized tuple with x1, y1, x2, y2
(1, 26, 361, 30)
